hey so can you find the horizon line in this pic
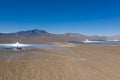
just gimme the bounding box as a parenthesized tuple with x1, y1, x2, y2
(0, 29, 119, 36)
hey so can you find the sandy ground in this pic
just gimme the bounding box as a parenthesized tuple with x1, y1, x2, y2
(0, 44, 120, 80)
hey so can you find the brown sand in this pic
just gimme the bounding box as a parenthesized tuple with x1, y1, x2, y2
(0, 44, 120, 80)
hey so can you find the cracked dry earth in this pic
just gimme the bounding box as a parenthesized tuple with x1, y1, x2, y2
(0, 45, 120, 80)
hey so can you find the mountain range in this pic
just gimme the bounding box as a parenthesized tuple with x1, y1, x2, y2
(0, 29, 119, 43)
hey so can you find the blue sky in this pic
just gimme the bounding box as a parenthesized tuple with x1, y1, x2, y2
(0, 0, 120, 35)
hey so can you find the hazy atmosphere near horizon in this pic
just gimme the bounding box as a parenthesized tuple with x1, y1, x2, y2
(0, 0, 120, 35)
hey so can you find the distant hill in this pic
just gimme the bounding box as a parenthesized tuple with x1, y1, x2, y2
(0, 29, 49, 37)
(0, 29, 118, 43)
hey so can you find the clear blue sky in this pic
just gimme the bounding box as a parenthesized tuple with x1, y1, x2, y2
(0, 0, 120, 35)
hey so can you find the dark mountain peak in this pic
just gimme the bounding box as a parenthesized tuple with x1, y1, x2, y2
(0, 29, 49, 37)
(19, 29, 47, 33)
(26, 29, 48, 34)
(15, 29, 49, 36)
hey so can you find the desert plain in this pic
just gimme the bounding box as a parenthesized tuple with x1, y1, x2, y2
(0, 43, 120, 80)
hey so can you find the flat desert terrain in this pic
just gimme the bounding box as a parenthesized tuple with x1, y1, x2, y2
(0, 44, 120, 80)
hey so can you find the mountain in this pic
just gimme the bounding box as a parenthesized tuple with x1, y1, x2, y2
(0, 29, 114, 43)
(0, 29, 49, 37)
